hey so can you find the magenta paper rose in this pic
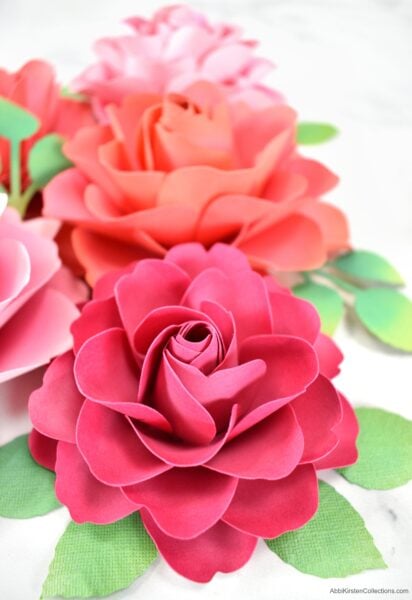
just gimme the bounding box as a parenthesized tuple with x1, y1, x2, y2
(29, 243, 358, 582)
(73, 5, 282, 120)
(0, 194, 87, 383)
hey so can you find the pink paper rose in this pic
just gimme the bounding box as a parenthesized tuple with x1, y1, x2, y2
(0, 194, 87, 383)
(29, 243, 358, 582)
(72, 5, 282, 120)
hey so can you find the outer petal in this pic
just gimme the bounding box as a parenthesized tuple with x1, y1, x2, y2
(314, 394, 359, 470)
(29, 352, 84, 443)
(206, 406, 304, 480)
(55, 442, 137, 524)
(268, 290, 320, 344)
(314, 333, 343, 379)
(0, 288, 79, 383)
(142, 511, 257, 583)
(291, 375, 341, 463)
(123, 467, 237, 539)
(76, 401, 170, 486)
(222, 464, 318, 538)
(71, 297, 122, 354)
(29, 429, 57, 471)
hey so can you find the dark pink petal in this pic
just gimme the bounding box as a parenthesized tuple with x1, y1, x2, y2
(55, 442, 136, 524)
(239, 334, 319, 409)
(182, 268, 272, 343)
(29, 429, 57, 471)
(93, 261, 137, 301)
(314, 334, 343, 379)
(206, 406, 303, 480)
(76, 401, 171, 486)
(71, 297, 122, 354)
(268, 291, 320, 344)
(291, 375, 341, 463)
(165, 243, 250, 279)
(314, 394, 359, 470)
(132, 405, 238, 467)
(123, 467, 237, 539)
(29, 352, 83, 443)
(153, 352, 216, 445)
(222, 464, 318, 537)
(74, 328, 139, 405)
(115, 259, 190, 339)
(142, 511, 257, 582)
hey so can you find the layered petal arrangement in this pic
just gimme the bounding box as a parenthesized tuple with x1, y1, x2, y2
(44, 84, 349, 285)
(0, 194, 87, 383)
(72, 4, 282, 121)
(29, 243, 358, 582)
(0, 59, 93, 194)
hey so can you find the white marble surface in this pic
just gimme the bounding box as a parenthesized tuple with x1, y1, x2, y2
(1, 0, 412, 598)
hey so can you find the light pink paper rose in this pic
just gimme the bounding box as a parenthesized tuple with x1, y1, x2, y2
(0, 194, 87, 383)
(73, 5, 282, 120)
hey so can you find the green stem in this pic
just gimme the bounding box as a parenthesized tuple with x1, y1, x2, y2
(9, 140, 21, 205)
(314, 269, 359, 295)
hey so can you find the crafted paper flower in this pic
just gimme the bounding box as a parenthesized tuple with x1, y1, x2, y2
(0, 59, 93, 194)
(0, 194, 87, 383)
(72, 4, 281, 121)
(29, 243, 358, 582)
(44, 83, 349, 285)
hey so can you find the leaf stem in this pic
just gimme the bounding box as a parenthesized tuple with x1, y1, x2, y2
(313, 269, 359, 295)
(9, 140, 21, 206)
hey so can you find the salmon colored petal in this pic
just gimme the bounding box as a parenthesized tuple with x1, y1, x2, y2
(238, 214, 327, 271)
(314, 394, 359, 470)
(43, 169, 93, 223)
(142, 511, 257, 583)
(206, 406, 303, 480)
(291, 375, 342, 463)
(55, 442, 136, 524)
(222, 464, 318, 538)
(29, 352, 83, 443)
(124, 467, 237, 539)
(299, 201, 350, 254)
(288, 157, 339, 197)
(76, 401, 170, 486)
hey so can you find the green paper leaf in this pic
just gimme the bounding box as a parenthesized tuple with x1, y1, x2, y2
(42, 513, 157, 599)
(339, 408, 412, 490)
(266, 481, 386, 577)
(28, 134, 72, 188)
(332, 250, 404, 286)
(0, 97, 39, 142)
(0, 434, 60, 518)
(297, 122, 338, 145)
(293, 281, 344, 335)
(355, 288, 412, 351)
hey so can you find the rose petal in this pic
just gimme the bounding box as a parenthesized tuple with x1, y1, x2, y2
(71, 297, 123, 354)
(223, 464, 318, 537)
(29, 429, 57, 471)
(74, 328, 139, 405)
(55, 442, 136, 524)
(314, 333, 343, 379)
(314, 394, 359, 470)
(124, 467, 237, 539)
(76, 401, 170, 485)
(29, 352, 83, 443)
(291, 375, 341, 463)
(142, 511, 257, 582)
(268, 290, 321, 344)
(206, 405, 303, 480)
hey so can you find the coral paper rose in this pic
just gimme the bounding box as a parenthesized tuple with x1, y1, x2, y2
(0, 194, 86, 383)
(29, 243, 358, 582)
(72, 5, 281, 120)
(44, 84, 349, 285)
